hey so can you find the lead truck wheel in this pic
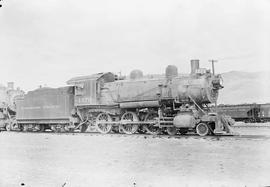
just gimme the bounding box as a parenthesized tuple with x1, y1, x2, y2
(95, 113, 112, 134)
(196, 123, 209, 136)
(167, 127, 177, 136)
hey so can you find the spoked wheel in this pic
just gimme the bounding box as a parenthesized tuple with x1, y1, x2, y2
(196, 123, 209, 136)
(95, 113, 112, 134)
(121, 112, 139, 134)
(167, 127, 177, 136)
(144, 112, 161, 135)
(179, 128, 188, 135)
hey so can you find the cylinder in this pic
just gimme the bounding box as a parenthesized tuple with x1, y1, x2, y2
(190, 60, 200, 74)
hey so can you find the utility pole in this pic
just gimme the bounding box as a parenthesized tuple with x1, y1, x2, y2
(208, 59, 218, 75)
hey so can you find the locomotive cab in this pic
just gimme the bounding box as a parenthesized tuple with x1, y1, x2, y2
(67, 72, 115, 106)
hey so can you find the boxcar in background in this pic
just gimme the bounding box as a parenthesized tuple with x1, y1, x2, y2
(217, 103, 270, 123)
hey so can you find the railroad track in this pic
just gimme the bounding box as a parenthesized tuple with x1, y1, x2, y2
(2, 129, 270, 140)
(233, 125, 270, 128)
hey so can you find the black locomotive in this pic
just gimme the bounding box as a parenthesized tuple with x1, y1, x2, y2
(10, 60, 234, 136)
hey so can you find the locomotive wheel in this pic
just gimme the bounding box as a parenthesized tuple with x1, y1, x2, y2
(35, 124, 42, 132)
(167, 127, 177, 136)
(144, 112, 161, 135)
(95, 113, 112, 134)
(179, 128, 188, 135)
(196, 123, 209, 136)
(121, 112, 139, 134)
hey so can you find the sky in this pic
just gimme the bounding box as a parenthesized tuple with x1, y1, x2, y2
(0, 0, 270, 91)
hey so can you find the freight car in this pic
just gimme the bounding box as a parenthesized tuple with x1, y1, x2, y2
(0, 82, 24, 131)
(14, 60, 234, 136)
(217, 103, 270, 123)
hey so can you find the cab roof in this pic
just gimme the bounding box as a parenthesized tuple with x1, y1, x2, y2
(66, 72, 115, 85)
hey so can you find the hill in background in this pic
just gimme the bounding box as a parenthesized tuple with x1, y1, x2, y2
(219, 71, 270, 104)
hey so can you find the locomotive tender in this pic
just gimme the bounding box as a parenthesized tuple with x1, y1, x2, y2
(15, 60, 234, 136)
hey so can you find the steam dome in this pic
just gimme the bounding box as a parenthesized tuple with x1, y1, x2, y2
(165, 65, 178, 78)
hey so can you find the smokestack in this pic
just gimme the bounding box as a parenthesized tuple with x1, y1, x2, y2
(190, 59, 200, 74)
(7, 82, 14, 90)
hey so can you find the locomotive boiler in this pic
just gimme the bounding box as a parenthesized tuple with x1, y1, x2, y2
(15, 60, 234, 136)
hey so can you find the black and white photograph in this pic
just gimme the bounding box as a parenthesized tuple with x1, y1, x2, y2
(0, 0, 270, 186)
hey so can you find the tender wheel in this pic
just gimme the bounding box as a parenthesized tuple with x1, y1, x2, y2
(51, 124, 64, 133)
(196, 123, 209, 136)
(121, 112, 139, 134)
(23, 125, 28, 132)
(35, 124, 44, 132)
(144, 112, 160, 135)
(95, 113, 112, 134)
(167, 127, 177, 136)
(179, 128, 188, 135)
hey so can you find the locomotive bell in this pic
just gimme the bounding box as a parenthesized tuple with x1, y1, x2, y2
(130, 69, 143, 80)
(165, 65, 178, 79)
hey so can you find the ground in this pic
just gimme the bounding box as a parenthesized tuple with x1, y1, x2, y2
(1, 125, 270, 187)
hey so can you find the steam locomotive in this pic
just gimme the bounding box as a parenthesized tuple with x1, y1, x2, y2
(9, 60, 234, 136)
